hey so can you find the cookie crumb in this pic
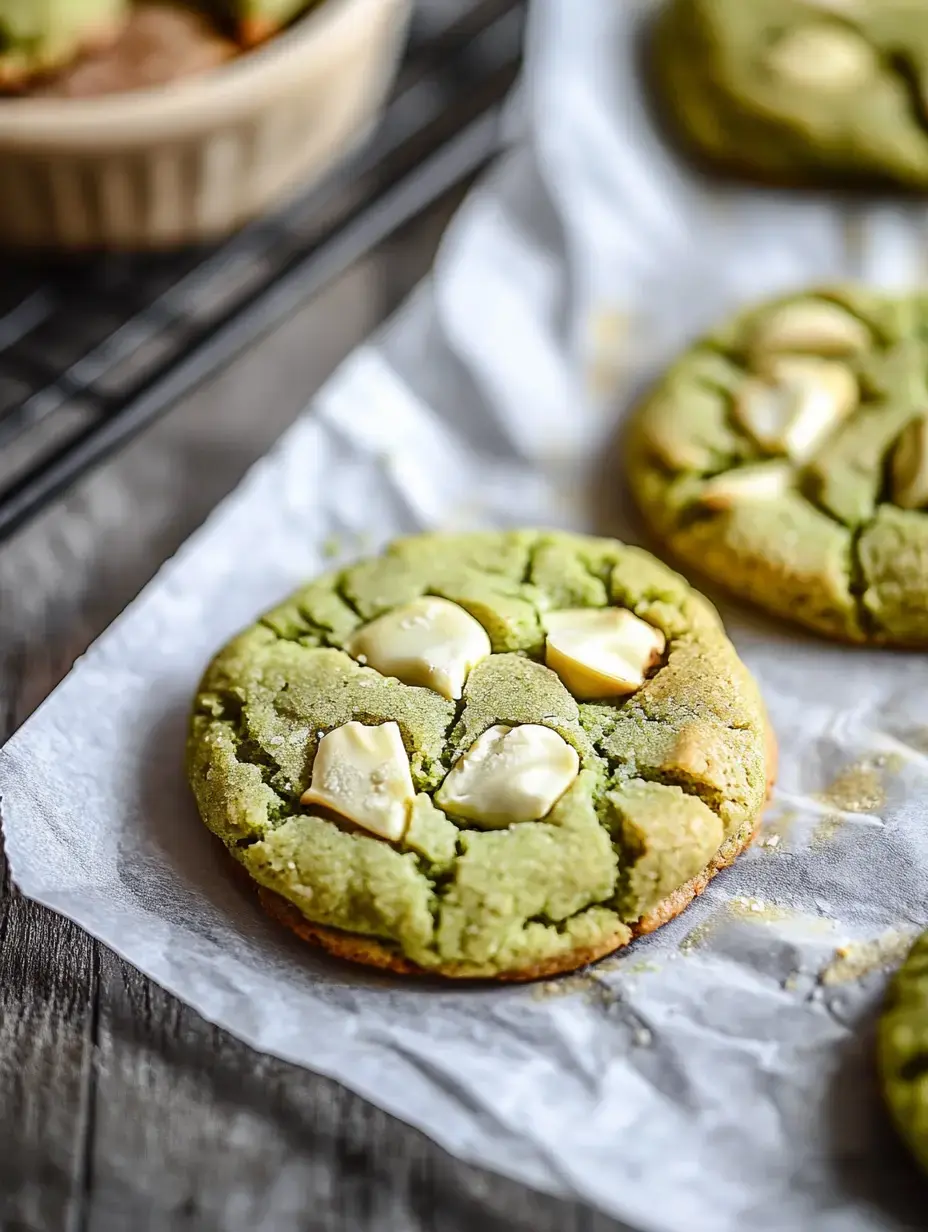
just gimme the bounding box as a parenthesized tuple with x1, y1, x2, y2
(814, 757, 888, 815)
(820, 930, 917, 986)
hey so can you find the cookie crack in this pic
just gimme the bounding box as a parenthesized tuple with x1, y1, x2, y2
(899, 1052, 928, 1083)
(848, 518, 878, 640)
(628, 768, 726, 818)
(585, 713, 731, 820)
(887, 50, 928, 149)
(520, 533, 546, 587)
(434, 691, 472, 782)
(201, 689, 296, 817)
(423, 832, 468, 922)
(796, 470, 858, 532)
(258, 611, 332, 648)
(332, 573, 367, 624)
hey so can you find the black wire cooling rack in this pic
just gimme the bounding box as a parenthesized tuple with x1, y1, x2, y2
(0, 0, 525, 543)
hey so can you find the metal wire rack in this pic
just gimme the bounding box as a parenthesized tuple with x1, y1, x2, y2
(0, 0, 525, 542)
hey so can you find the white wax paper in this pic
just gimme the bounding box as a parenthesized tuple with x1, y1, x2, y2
(4, 1, 928, 1227)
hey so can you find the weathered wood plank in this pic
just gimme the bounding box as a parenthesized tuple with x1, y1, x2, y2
(0, 651, 98, 1232)
(85, 948, 612, 1232)
(0, 852, 97, 1232)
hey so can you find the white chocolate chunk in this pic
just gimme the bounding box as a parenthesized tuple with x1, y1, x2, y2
(735, 357, 858, 462)
(891, 417, 928, 510)
(345, 597, 491, 700)
(544, 608, 665, 701)
(765, 24, 878, 90)
(751, 301, 870, 358)
(300, 721, 414, 842)
(697, 462, 794, 510)
(435, 724, 580, 828)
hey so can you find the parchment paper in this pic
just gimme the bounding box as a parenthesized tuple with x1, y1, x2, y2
(3, 2, 928, 1228)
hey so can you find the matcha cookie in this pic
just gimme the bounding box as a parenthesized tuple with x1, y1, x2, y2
(653, 0, 928, 189)
(629, 288, 928, 645)
(879, 931, 928, 1173)
(188, 530, 774, 981)
(0, 0, 129, 86)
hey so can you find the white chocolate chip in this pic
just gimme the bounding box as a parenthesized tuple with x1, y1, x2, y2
(750, 301, 869, 358)
(765, 24, 878, 90)
(697, 462, 794, 510)
(544, 608, 666, 701)
(300, 721, 414, 842)
(345, 596, 491, 700)
(891, 417, 928, 510)
(435, 724, 580, 828)
(735, 357, 858, 462)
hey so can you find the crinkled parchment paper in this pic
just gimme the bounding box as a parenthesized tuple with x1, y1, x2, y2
(3, 2, 928, 1228)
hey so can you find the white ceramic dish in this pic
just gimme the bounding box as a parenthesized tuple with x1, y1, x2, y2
(0, 0, 412, 250)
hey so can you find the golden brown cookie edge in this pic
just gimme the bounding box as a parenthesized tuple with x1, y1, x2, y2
(253, 722, 778, 983)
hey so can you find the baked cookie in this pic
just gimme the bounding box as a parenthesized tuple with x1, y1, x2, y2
(629, 288, 928, 646)
(879, 931, 928, 1174)
(652, 0, 928, 189)
(188, 530, 774, 981)
(0, 0, 129, 87)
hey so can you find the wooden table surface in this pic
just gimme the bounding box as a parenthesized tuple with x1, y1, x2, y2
(0, 197, 625, 1232)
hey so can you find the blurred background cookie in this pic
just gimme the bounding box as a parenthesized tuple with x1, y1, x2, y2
(880, 932, 928, 1175)
(652, 0, 928, 188)
(628, 288, 928, 645)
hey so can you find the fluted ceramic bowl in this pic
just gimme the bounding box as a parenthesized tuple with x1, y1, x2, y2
(0, 0, 412, 250)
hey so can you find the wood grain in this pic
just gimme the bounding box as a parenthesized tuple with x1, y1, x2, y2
(0, 216, 626, 1230)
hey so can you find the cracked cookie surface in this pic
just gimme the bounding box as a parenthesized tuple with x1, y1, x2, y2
(628, 288, 928, 646)
(188, 530, 772, 980)
(880, 931, 928, 1174)
(653, 0, 928, 189)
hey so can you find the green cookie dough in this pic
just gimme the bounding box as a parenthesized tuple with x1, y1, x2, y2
(628, 287, 928, 646)
(653, 0, 928, 189)
(0, 0, 129, 84)
(188, 530, 772, 981)
(879, 931, 928, 1174)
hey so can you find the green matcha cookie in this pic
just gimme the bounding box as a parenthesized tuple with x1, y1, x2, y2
(628, 287, 928, 645)
(0, 0, 129, 85)
(188, 530, 773, 981)
(879, 932, 928, 1174)
(653, 0, 928, 189)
